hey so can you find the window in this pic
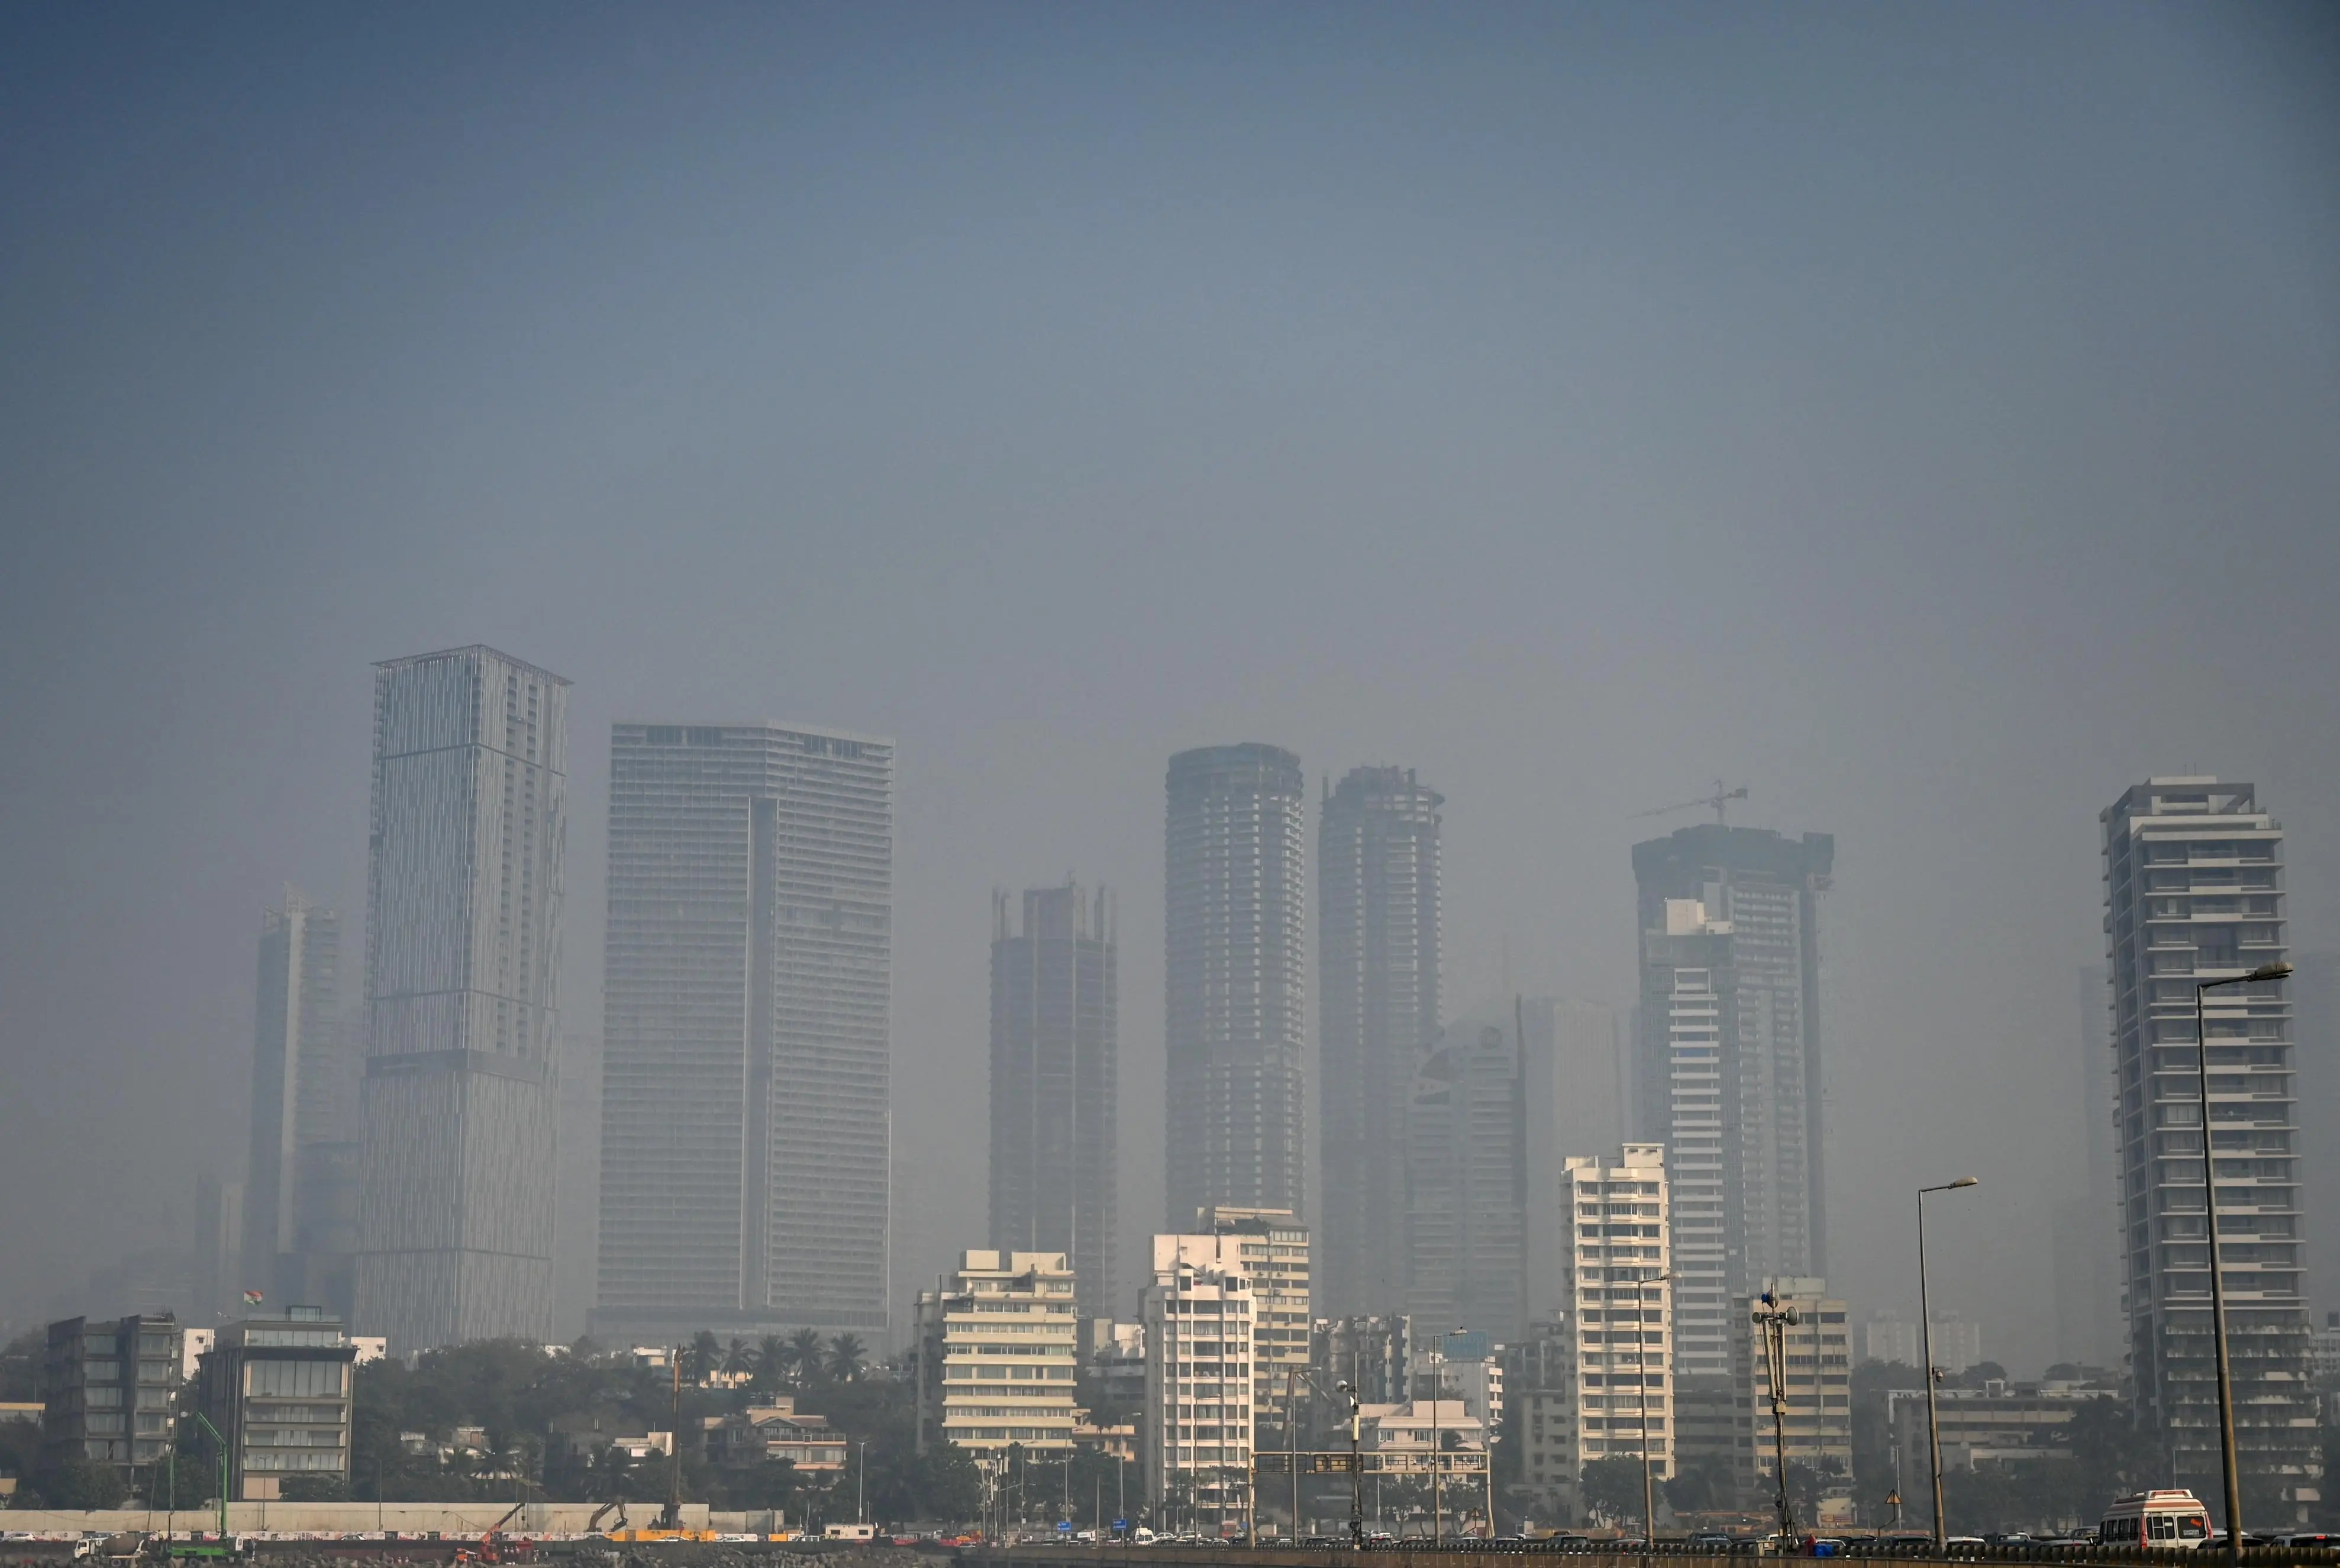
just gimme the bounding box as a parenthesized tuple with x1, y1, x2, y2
(246, 1359, 345, 1398)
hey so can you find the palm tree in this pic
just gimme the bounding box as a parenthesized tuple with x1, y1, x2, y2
(687, 1329, 723, 1385)
(753, 1334, 789, 1396)
(722, 1336, 754, 1382)
(787, 1327, 827, 1388)
(825, 1333, 867, 1383)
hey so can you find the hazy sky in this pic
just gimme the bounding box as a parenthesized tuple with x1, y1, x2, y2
(3, 3, 2336, 1372)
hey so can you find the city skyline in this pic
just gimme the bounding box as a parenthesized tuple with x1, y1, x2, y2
(4, 5, 2336, 1401)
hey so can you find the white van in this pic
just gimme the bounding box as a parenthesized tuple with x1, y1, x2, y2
(2099, 1490, 2212, 1548)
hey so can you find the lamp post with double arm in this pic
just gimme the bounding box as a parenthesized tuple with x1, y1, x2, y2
(1918, 1176, 1979, 1548)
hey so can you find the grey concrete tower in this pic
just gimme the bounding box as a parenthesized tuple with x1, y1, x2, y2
(2100, 778, 2319, 1520)
(595, 721, 894, 1344)
(1633, 822, 1832, 1380)
(989, 881, 1118, 1320)
(1317, 764, 1441, 1319)
(1165, 744, 1306, 1229)
(355, 646, 567, 1354)
(247, 892, 357, 1320)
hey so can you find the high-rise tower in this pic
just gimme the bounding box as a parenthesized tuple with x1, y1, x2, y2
(1317, 765, 1441, 1319)
(2101, 778, 2318, 1519)
(1405, 1020, 1527, 1340)
(989, 880, 1118, 1320)
(1632, 823, 1832, 1380)
(596, 721, 893, 1343)
(355, 646, 567, 1353)
(247, 892, 357, 1319)
(1164, 744, 1305, 1228)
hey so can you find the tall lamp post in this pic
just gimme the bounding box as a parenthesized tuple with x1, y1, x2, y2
(1918, 1176, 1979, 1548)
(1749, 1292, 1800, 1544)
(1634, 1270, 1673, 1547)
(2197, 960, 2292, 1566)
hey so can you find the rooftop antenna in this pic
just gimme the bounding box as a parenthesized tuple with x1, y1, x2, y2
(1632, 779, 1749, 825)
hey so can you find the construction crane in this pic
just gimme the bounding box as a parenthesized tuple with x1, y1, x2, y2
(1633, 780, 1747, 825)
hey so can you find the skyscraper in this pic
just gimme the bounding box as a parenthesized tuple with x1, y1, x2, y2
(247, 892, 357, 1318)
(1405, 1021, 1528, 1341)
(596, 721, 893, 1343)
(989, 880, 1118, 1321)
(2100, 778, 2319, 1519)
(1633, 823, 1833, 1381)
(356, 646, 567, 1354)
(1164, 744, 1305, 1229)
(1521, 998, 1625, 1325)
(1318, 765, 1441, 1319)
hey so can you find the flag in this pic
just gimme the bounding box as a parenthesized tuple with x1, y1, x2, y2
(243, 1289, 264, 1305)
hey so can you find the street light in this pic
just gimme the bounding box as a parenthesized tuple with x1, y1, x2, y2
(1918, 1176, 1979, 1548)
(2197, 960, 2292, 1567)
(1749, 1291, 1801, 1544)
(1634, 1270, 1673, 1549)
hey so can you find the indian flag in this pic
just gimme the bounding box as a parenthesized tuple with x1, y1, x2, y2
(243, 1289, 264, 1305)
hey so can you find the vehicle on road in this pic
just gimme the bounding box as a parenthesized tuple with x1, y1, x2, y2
(2100, 1490, 2213, 1549)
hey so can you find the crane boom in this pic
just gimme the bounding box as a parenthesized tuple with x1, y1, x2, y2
(1632, 780, 1748, 824)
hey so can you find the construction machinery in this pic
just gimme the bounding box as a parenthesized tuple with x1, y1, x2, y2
(585, 1498, 630, 1535)
(1633, 780, 1747, 825)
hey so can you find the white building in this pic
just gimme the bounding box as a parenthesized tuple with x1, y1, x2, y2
(356, 646, 567, 1354)
(1161, 1211, 1311, 1429)
(1863, 1309, 1981, 1375)
(1143, 1251, 1255, 1532)
(912, 1250, 1080, 1457)
(1533, 1144, 1672, 1522)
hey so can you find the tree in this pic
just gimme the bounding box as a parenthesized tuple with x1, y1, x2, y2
(2065, 1396, 2160, 1524)
(1664, 1451, 1734, 1517)
(686, 1330, 723, 1386)
(826, 1334, 868, 1383)
(37, 1458, 128, 1510)
(753, 1335, 789, 1397)
(279, 1475, 349, 1502)
(722, 1338, 755, 1382)
(787, 1328, 827, 1388)
(1579, 1456, 1644, 1528)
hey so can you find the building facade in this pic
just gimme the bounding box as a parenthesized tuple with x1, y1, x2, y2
(1734, 1278, 1852, 1521)
(41, 1314, 180, 1490)
(2100, 778, 2319, 1519)
(247, 893, 357, 1322)
(1634, 825, 1834, 1382)
(1861, 1310, 1980, 1376)
(1406, 1021, 1528, 1342)
(1142, 1254, 1255, 1530)
(1317, 766, 1441, 1320)
(1166, 744, 1306, 1230)
(1538, 1145, 1673, 1522)
(1159, 1211, 1312, 1435)
(1522, 999, 1625, 1325)
(193, 1308, 356, 1500)
(990, 882, 1118, 1321)
(1311, 1315, 1416, 1409)
(596, 721, 895, 1344)
(911, 1250, 1079, 1459)
(356, 646, 567, 1353)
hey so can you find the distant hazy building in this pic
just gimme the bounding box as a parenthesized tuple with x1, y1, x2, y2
(2296, 954, 2339, 1319)
(1861, 1309, 1980, 1376)
(355, 646, 567, 1354)
(990, 882, 1118, 1321)
(1318, 766, 1442, 1320)
(1142, 1251, 1255, 1529)
(193, 1306, 356, 1501)
(247, 893, 357, 1322)
(911, 1250, 1079, 1457)
(1311, 1314, 1415, 1409)
(1634, 824, 1834, 1381)
(2054, 964, 2124, 1369)
(191, 1175, 243, 1329)
(1522, 999, 1624, 1324)
(1165, 744, 1306, 1228)
(1406, 1021, 1526, 1341)
(42, 1313, 181, 1490)
(596, 721, 894, 1344)
(2100, 778, 2318, 1519)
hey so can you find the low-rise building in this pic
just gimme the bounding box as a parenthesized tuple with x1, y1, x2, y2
(1143, 1251, 1254, 1531)
(43, 1313, 182, 1490)
(1736, 1279, 1852, 1525)
(192, 1306, 355, 1500)
(913, 1250, 1080, 1456)
(1886, 1379, 2119, 1488)
(703, 1399, 848, 1472)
